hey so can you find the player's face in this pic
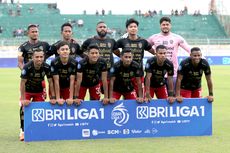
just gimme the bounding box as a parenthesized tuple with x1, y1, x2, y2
(88, 49, 100, 63)
(122, 52, 133, 66)
(58, 45, 70, 58)
(127, 23, 138, 35)
(191, 50, 202, 64)
(156, 49, 167, 64)
(160, 21, 171, 34)
(96, 23, 107, 37)
(62, 26, 72, 41)
(28, 27, 39, 41)
(32, 51, 44, 66)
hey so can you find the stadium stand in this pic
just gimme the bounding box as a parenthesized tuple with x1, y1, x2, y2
(0, 3, 228, 42)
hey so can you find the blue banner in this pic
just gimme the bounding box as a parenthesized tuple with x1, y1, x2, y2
(24, 98, 212, 142)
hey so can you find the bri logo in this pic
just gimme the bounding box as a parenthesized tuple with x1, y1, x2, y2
(111, 103, 129, 127)
(32, 109, 45, 122)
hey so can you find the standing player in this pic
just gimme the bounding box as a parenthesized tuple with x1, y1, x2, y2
(81, 21, 119, 93)
(50, 22, 84, 59)
(147, 16, 190, 89)
(175, 47, 214, 102)
(145, 45, 175, 104)
(116, 18, 154, 95)
(19, 49, 55, 141)
(109, 48, 144, 103)
(74, 44, 109, 104)
(51, 41, 76, 105)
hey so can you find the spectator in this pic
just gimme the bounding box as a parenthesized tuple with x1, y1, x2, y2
(102, 8, 105, 16)
(0, 26, 3, 33)
(96, 10, 99, 16)
(77, 19, 84, 27)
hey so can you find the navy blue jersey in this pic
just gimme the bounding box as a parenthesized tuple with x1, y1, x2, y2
(145, 57, 174, 87)
(21, 61, 51, 93)
(77, 57, 107, 87)
(51, 57, 77, 88)
(178, 57, 211, 90)
(110, 60, 142, 93)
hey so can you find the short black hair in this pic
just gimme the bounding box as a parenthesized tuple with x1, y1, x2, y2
(126, 18, 139, 28)
(191, 47, 201, 53)
(27, 24, 39, 31)
(121, 48, 132, 55)
(32, 48, 44, 55)
(87, 44, 99, 51)
(156, 45, 167, 52)
(61, 22, 72, 32)
(97, 21, 106, 25)
(57, 41, 70, 50)
(160, 16, 171, 24)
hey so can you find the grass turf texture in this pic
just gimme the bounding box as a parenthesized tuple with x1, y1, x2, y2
(0, 66, 229, 153)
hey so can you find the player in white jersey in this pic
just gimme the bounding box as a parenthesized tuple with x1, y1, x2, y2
(147, 16, 190, 92)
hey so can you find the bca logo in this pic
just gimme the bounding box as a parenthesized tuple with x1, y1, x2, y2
(111, 103, 129, 126)
(32, 109, 45, 122)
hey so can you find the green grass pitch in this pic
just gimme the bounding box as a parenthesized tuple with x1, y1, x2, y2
(0, 66, 229, 153)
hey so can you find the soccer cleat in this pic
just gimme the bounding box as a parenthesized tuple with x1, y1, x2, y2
(19, 129, 24, 141)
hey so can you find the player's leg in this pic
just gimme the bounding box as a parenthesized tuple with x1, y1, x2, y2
(89, 84, 101, 100)
(131, 77, 144, 97)
(155, 85, 168, 99)
(180, 89, 192, 98)
(191, 88, 202, 98)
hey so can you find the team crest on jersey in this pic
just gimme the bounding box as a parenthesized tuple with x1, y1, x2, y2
(138, 43, 142, 48)
(21, 69, 26, 75)
(71, 47, 75, 53)
(77, 63, 81, 69)
(108, 42, 111, 48)
(170, 40, 173, 44)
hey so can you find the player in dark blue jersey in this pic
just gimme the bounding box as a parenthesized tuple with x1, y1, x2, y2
(145, 45, 175, 104)
(74, 44, 109, 104)
(176, 47, 214, 102)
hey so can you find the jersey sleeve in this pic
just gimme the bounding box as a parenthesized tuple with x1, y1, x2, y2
(178, 35, 190, 53)
(144, 39, 152, 51)
(76, 61, 84, 73)
(50, 60, 58, 75)
(202, 59, 211, 75)
(81, 39, 91, 52)
(44, 64, 52, 78)
(145, 59, 152, 73)
(70, 61, 77, 75)
(167, 61, 174, 76)
(20, 66, 29, 79)
(177, 61, 185, 76)
(18, 44, 25, 56)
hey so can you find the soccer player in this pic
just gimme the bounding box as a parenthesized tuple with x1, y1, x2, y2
(50, 22, 84, 59)
(51, 41, 77, 105)
(145, 45, 175, 104)
(81, 21, 119, 93)
(74, 44, 109, 104)
(175, 47, 214, 102)
(147, 16, 190, 89)
(116, 18, 154, 95)
(109, 48, 144, 103)
(19, 48, 55, 141)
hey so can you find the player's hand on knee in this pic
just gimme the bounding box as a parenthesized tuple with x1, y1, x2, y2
(136, 97, 144, 103)
(207, 96, 214, 103)
(102, 98, 109, 105)
(109, 98, 117, 104)
(176, 96, 183, 103)
(57, 98, 65, 105)
(22, 99, 30, 106)
(167, 96, 175, 104)
(73, 98, 82, 106)
(144, 95, 152, 103)
(66, 98, 74, 105)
